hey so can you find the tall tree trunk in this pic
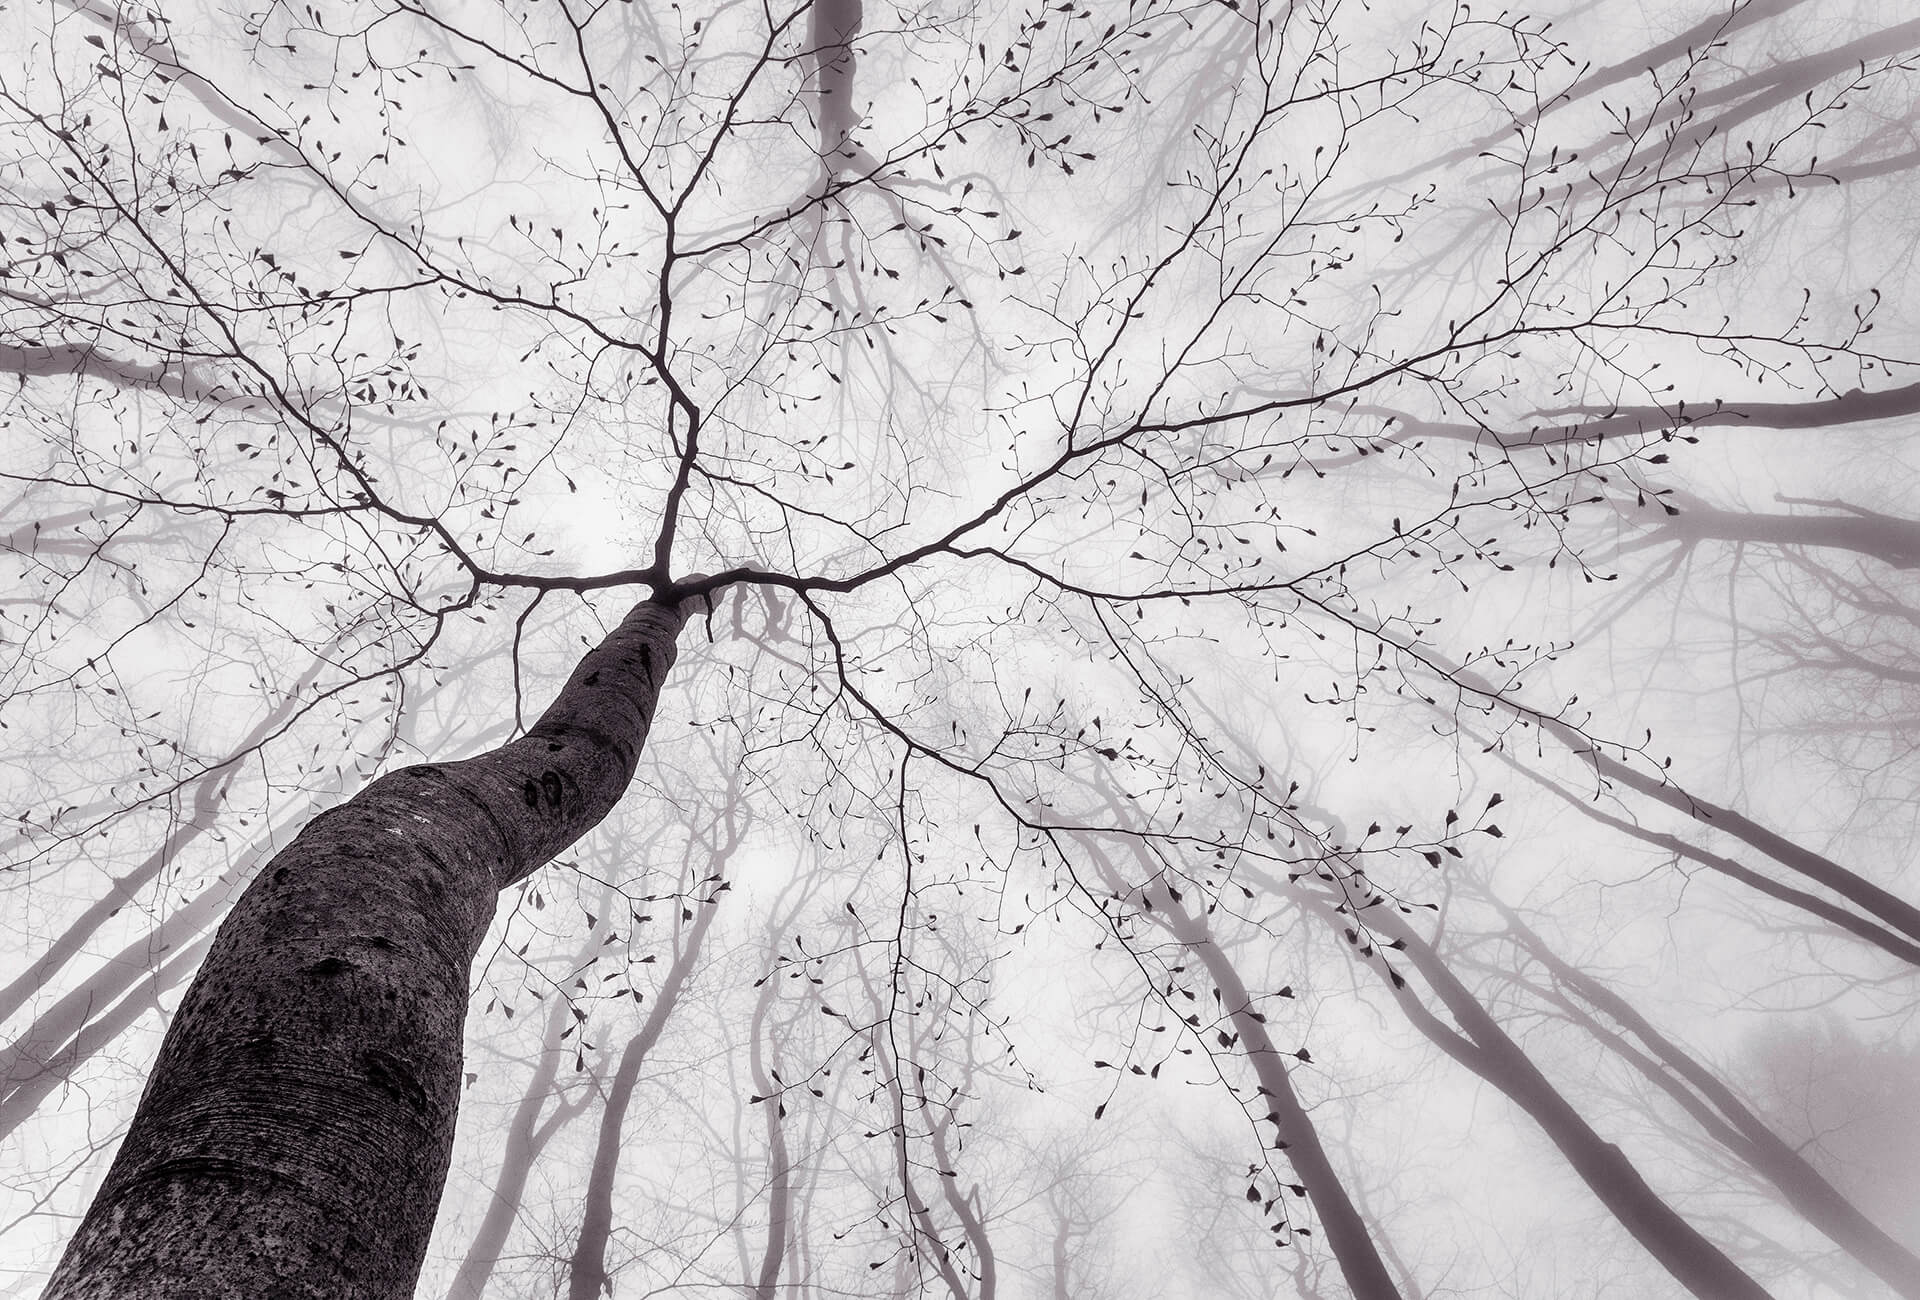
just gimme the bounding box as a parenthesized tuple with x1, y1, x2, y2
(1289, 886, 1774, 1300)
(747, 962, 794, 1300)
(929, 1115, 996, 1300)
(1483, 740, 1920, 967)
(566, 878, 722, 1300)
(1395, 622, 1920, 948)
(1486, 898, 1920, 1298)
(0, 642, 342, 1026)
(45, 597, 687, 1300)
(1588, 763, 1920, 947)
(809, 0, 863, 163)
(1075, 829, 1406, 1299)
(444, 989, 589, 1300)
(445, 886, 620, 1300)
(1048, 1207, 1074, 1300)
(0, 927, 216, 1140)
(1150, 887, 1407, 1300)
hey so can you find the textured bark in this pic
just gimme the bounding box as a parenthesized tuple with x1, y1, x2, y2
(45, 597, 686, 1300)
(5, 731, 509, 1140)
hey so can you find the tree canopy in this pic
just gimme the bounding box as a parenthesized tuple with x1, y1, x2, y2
(4, 0, 1920, 1295)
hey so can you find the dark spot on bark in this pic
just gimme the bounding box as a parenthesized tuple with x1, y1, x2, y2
(361, 934, 393, 950)
(362, 1049, 431, 1111)
(541, 770, 563, 809)
(583, 671, 600, 686)
(546, 741, 563, 752)
(242, 1032, 277, 1059)
(146, 1155, 253, 1185)
(523, 778, 540, 808)
(639, 645, 654, 685)
(273, 867, 288, 886)
(308, 956, 352, 978)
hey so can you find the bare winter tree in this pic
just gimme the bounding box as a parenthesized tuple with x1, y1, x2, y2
(4, 0, 1920, 1296)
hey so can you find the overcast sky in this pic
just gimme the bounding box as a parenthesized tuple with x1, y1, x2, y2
(4, 0, 1920, 1296)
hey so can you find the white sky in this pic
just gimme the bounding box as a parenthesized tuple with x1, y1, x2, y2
(3, 0, 1920, 1296)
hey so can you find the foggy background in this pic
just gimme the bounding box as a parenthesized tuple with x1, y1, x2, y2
(3, 0, 1919, 1295)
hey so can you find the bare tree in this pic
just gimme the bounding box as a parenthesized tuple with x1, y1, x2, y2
(4, 0, 1919, 1295)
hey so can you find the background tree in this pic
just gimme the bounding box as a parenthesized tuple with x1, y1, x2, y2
(4, 0, 1920, 1296)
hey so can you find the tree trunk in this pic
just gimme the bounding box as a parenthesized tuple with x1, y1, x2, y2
(0, 641, 342, 1027)
(1488, 744, 1920, 967)
(1406, 627, 1920, 949)
(1300, 890, 1775, 1300)
(0, 927, 215, 1141)
(1075, 831, 1406, 1299)
(810, 0, 863, 162)
(747, 954, 794, 1300)
(444, 970, 592, 1300)
(1152, 889, 1408, 1300)
(1489, 900, 1920, 1298)
(929, 1115, 996, 1300)
(45, 597, 686, 1300)
(566, 884, 721, 1300)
